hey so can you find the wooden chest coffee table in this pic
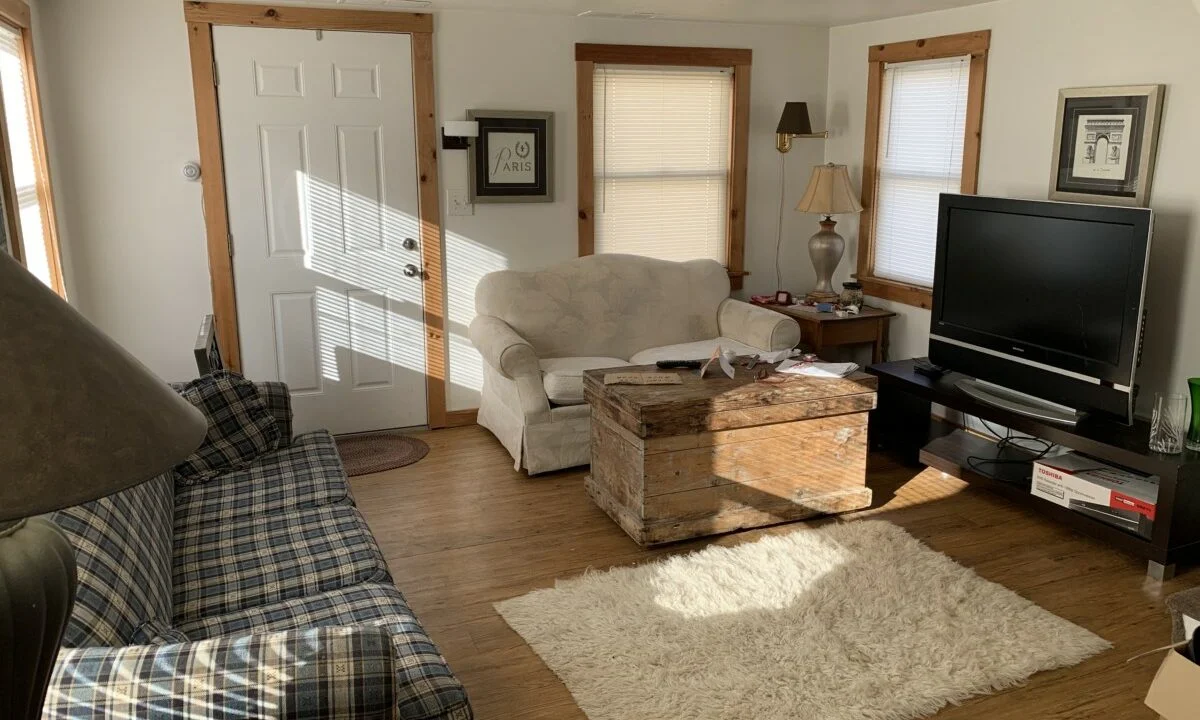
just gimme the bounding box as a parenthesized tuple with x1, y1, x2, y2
(583, 364, 878, 546)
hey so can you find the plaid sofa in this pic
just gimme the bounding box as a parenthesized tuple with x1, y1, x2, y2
(41, 382, 472, 720)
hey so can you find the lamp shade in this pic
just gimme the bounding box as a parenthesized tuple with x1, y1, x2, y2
(795, 163, 864, 216)
(776, 102, 814, 135)
(0, 252, 207, 521)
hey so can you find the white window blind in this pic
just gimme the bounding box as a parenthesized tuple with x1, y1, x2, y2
(872, 55, 970, 287)
(593, 65, 732, 264)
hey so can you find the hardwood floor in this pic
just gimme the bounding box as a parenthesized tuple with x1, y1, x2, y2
(348, 425, 1193, 719)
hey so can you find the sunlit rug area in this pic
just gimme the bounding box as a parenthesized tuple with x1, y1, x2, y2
(495, 520, 1109, 720)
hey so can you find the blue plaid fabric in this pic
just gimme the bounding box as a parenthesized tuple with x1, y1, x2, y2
(171, 380, 295, 447)
(180, 583, 472, 720)
(175, 431, 352, 530)
(174, 371, 282, 484)
(173, 505, 391, 624)
(45, 626, 398, 719)
(256, 380, 294, 447)
(129, 618, 189, 645)
(46, 473, 176, 648)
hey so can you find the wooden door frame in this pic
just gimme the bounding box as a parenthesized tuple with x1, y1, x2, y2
(183, 2, 450, 428)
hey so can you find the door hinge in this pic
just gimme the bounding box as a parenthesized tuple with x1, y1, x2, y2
(212, 58, 220, 86)
(226, 232, 234, 258)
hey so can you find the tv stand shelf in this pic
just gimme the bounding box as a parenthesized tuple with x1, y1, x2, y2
(868, 359, 1200, 580)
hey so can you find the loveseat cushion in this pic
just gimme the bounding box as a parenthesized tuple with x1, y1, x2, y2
(174, 430, 351, 529)
(48, 473, 176, 648)
(172, 505, 390, 624)
(178, 583, 472, 720)
(540, 357, 631, 405)
(629, 336, 763, 365)
(174, 371, 282, 484)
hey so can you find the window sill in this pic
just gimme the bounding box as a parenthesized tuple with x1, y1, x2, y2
(726, 268, 748, 291)
(859, 276, 932, 310)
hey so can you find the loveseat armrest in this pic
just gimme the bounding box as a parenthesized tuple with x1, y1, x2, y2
(468, 315, 541, 380)
(46, 627, 397, 719)
(256, 381, 294, 446)
(717, 298, 801, 351)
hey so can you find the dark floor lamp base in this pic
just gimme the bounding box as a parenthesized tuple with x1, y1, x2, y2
(0, 517, 77, 720)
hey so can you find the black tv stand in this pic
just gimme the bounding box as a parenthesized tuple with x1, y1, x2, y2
(868, 358, 1200, 581)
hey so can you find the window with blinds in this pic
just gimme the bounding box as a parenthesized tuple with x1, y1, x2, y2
(0, 24, 53, 289)
(592, 65, 732, 264)
(871, 55, 970, 288)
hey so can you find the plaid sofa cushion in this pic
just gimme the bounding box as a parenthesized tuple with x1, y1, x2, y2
(46, 473, 176, 648)
(46, 626, 398, 720)
(173, 505, 390, 624)
(175, 431, 352, 530)
(256, 380, 295, 447)
(130, 618, 189, 645)
(174, 371, 282, 484)
(179, 582, 472, 720)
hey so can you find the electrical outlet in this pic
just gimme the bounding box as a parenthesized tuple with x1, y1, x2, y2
(447, 188, 473, 216)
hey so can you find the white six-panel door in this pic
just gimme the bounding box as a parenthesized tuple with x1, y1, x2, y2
(215, 27, 427, 434)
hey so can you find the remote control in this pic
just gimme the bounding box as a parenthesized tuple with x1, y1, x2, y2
(656, 360, 703, 369)
(913, 357, 946, 378)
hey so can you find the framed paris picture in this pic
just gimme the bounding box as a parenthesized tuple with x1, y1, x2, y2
(1049, 85, 1165, 207)
(467, 110, 554, 203)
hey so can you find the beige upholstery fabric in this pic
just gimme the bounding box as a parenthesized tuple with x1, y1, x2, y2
(540, 357, 632, 406)
(475, 254, 728, 361)
(717, 298, 802, 350)
(627, 338, 762, 366)
(470, 255, 801, 475)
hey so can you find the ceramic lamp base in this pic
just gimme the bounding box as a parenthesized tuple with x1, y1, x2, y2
(804, 290, 840, 304)
(0, 517, 77, 720)
(807, 216, 845, 302)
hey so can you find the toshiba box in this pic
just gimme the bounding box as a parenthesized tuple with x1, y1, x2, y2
(1032, 452, 1159, 539)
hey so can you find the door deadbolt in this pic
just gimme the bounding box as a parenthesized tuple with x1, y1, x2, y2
(402, 238, 418, 251)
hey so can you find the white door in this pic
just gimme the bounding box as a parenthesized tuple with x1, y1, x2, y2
(215, 27, 427, 435)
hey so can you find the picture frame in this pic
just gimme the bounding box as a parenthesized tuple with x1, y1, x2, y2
(1049, 85, 1165, 207)
(467, 110, 554, 203)
(774, 290, 792, 305)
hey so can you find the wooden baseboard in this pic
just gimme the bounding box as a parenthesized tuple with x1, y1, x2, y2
(443, 409, 479, 428)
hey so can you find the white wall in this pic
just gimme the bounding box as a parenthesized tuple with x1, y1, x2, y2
(34, 0, 213, 381)
(34, 2, 828, 407)
(437, 10, 830, 410)
(825, 0, 1200, 412)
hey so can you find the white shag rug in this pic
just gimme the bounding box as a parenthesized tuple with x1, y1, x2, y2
(495, 520, 1109, 720)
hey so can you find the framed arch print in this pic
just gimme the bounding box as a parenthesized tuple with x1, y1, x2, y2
(467, 110, 554, 203)
(1049, 85, 1165, 207)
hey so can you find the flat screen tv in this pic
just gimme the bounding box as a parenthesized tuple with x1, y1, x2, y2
(928, 194, 1153, 424)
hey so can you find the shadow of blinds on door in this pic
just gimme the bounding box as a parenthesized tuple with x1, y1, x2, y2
(592, 65, 732, 264)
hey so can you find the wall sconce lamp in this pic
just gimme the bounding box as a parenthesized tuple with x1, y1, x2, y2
(442, 120, 479, 150)
(776, 102, 828, 153)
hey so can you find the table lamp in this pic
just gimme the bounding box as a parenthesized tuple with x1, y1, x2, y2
(794, 162, 863, 303)
(0, 251, 207, 719)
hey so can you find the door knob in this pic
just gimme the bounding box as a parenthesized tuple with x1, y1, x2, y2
(402, 237, 417, 251)
(402, 263, 421, 278)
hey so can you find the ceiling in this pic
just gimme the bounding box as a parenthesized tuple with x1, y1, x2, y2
(305, 0, 1000, 27)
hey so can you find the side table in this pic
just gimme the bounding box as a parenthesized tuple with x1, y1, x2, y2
(750, 301, 897, 364)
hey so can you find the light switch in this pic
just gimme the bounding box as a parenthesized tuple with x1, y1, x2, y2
(447, 188, 473, 216)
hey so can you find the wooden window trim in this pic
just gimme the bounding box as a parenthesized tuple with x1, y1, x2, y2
(184, 3, 451, 428)
(856, 30, 989, 309)
(575, 43, 751, 291)
(0, 2, 66, 295)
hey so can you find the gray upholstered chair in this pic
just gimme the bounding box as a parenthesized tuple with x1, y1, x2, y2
(468, 254, 801, 474)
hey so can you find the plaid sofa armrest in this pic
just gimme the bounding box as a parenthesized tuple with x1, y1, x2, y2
(256, 381, 294, 446)
(46, 627, 397, 719)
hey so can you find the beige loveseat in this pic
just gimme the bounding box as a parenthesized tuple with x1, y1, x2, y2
(468, 254, 801, 474)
